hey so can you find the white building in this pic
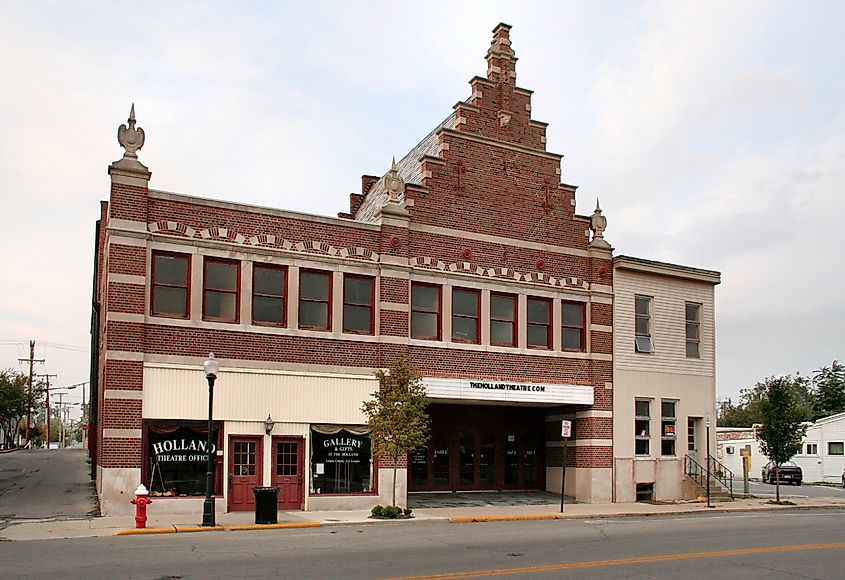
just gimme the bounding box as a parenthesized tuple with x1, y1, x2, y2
(612, 256, 721, 502)
(717, 412, 845, 484)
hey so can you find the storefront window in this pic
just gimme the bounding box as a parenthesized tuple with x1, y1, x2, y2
(144, 422, 222, 497)
(310, 426, 373, 494)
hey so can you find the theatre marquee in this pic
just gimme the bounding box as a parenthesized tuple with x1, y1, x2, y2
(421, 377, 594, 406)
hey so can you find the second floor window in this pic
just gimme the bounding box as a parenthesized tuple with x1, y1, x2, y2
(685, 303, 701, 358)
(490, 292, 517, 347)
(527, 297, 551, 349)
(452, 288, 480, 343)
(299, 270, 331, 331)
(411, 283, 440, 340)
(203, 258, 239, 323)
(253, 264, 286, 326)
(635, 296, 653, 353)
(151, 252, 190, 318)
(562, 301, 586, 351)
(343, 275, 374, 334)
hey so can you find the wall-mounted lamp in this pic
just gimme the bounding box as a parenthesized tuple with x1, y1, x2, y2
(264, 414, 274, 435)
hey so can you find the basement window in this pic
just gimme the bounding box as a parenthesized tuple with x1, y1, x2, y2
(636, 483, 654, 502)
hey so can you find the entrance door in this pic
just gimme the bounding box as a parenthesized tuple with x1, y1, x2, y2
(273, 437, 304, 510)
(228, 436, 262, 511)
(687, 418, 698, 464)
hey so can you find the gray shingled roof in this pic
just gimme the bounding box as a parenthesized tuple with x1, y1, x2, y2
(354, 111, 457, 222)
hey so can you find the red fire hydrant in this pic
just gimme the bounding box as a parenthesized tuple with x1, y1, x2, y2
(130, 484, 152, 529)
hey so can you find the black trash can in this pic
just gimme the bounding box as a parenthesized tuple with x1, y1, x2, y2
(252, 486, 279, 524)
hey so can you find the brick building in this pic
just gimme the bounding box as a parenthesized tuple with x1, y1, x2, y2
(90, 24, 719, 516)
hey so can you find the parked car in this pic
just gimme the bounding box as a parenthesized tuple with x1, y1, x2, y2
(761, 461, 802, 485)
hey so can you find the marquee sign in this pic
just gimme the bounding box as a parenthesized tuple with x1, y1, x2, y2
(421, 377, 593, 406)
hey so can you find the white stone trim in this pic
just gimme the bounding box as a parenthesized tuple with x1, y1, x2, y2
(143, 356, 380, 377)
(108, 273, 145, 285)
(576, 410, 613, 419)
(104, 390, 143, 400)
(106, 312, 145, 323)
(109, 218, 148, 233)
(380, 301, 410, 312)
(106, 350, 144, 361)
(107, 235, 147, 248)
(591, 324, 613, 333)
(103, 429, 142, 439)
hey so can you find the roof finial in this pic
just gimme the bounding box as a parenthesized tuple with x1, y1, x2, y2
(118, 103, 145, 160)
(384, 157, 405, 203)
(590, 198, 611, 249)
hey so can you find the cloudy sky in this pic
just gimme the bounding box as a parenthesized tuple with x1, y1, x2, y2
(1, 0, 843, 414)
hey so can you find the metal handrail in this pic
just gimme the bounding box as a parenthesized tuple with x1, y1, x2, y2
(684, 455, 734, 499)
(708, 456, 734, 499)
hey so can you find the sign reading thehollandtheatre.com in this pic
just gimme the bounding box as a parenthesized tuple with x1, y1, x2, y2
(421, 377, 594, 405)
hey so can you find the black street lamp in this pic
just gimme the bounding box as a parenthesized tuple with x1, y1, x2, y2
(202, 353, 219, 527)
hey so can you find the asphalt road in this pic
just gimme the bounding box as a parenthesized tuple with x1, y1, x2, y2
(2, 508, 844, 579)
(0, 448, 96, 526)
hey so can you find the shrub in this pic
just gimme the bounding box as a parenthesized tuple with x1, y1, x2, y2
(403, 507, 413, 517)
(370, 505, 384, 518)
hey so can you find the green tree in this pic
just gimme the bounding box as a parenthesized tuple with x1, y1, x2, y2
(0, 369, 41, 448)
(755, 376, 808, 502)
(718, 374, 813, 427)
(361, 354, 430, 508)
(811, 360, 845, 421)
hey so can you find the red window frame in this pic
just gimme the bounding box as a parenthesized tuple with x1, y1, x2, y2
(252, 264, 287, 327)
(561, 301, 586, 352)
(526, 297, 551, 350)
(151, 250, 191, 319)
(298, 269, 332, 331)
(489, 292, 517, 347)
(202, 257, 241, 323)
(411, 282, 441, 340)
(343, 274, 374, 335)
(451, 287, 480, 344)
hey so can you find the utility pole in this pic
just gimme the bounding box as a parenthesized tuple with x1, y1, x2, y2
(36, 373, 58, 448)
(56, 393, 65, 448)
(18, 340, 44, 446)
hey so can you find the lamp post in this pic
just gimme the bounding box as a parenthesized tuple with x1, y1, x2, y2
(202, 353, 219, 527)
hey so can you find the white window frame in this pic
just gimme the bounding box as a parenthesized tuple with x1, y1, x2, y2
(685, 302, 701, 358)
(635, 399, 651, 456)
(803, 442, 819, 456)
(827, 441, 844, 456)
(635, 296, 654, 353)
(660, 400, 677, 457)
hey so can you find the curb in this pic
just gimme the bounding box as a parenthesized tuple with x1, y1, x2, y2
(114, 522, 321, 536)
(446, 502, 845, 524)
(110, 503, 845, 535)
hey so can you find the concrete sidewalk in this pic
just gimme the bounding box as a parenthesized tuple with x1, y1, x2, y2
(3, 496, 844, 541)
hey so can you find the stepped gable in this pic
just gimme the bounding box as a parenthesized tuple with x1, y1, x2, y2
(351, 23, 586, 250)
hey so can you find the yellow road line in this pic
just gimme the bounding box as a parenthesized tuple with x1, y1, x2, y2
(388, 542, 845, 579)
(449, 515, 564, 523)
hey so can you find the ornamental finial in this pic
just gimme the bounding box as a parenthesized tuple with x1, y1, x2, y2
(590, 198, 611, 249)
(118, 103, 145, 160)
(384, 157, 405, 203)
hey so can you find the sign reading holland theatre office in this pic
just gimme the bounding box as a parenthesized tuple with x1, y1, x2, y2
(421, 377, 594, 405)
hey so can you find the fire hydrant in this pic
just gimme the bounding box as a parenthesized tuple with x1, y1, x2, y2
(130, 484, 152, 529)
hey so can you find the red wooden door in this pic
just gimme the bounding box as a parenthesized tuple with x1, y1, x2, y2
(273, 437, 304, 510)
(228, 436, 262, 511)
